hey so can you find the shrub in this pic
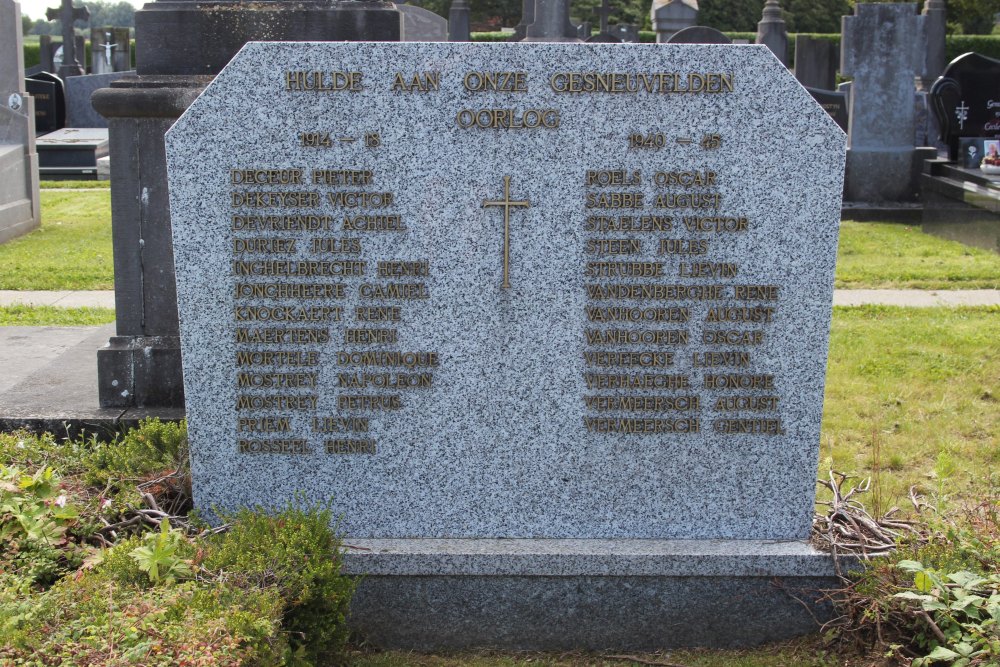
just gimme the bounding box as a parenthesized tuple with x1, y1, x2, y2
(85, 418, 188, 487)
(205, 502, 356, 666)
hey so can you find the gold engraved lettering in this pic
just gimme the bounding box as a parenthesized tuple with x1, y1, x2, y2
(233, 215, 334, 231)
(327, 192, 393, 208)
(585, 215, 673, 232)
(284, 71, 362, 92)
(733, 285, 779, 300)
(356, 306, 402, 322)
(234, 283, 345, 300)
(550, 72, 733, 94)
(359, 283, 430, 299)
(586, 284, 723, 300)
(703, 329, 765, 345)
(234, 328, 329, 344)
(583, 351, 675, 367)
(326, 439, 377, 454)
(585, 192, 644, 208)
(584, 373, 689, 390)
(237, 417, 291, 432)
(582, 417, 700, 433)
(335, 351, 439, 367)
(705, 307, 775, 323)
(237, 372, 318, 389)
(312, 416, 370, 432)
(231, 169, 302, 185)
(653, 171, 716, 187)
(392, 71, 440, 92)
(585, 329, 686, 346)
(310, 238, 362, 254)
(312, 169, 373, 186)
(231, 192, 320, 208)
(232, 260, 365, 277)
(343, 215, 405, 231)
(654, 193, 721, 209)
(234, 306, 341, 322)
(236, 350, 320, 366)
(337, 372, 432, 389)
(692, 351, 750, 367)
(584, 395, 700, 411)
(235, 395, 318, 410)
(338, 395, 403, 410)
(585, 306, 690, 323)
(585, 239, 642, 254)
(585, 170, 642, 186)
(681, 216, 748, 232)
(714, 396, 780, 411)
(456, 108, 560, 129)
(463, 71, 528, 92)
(232, 238, 296, 254)
(238, 439, 312, 454)
(378, 260, 430, 277)
(704, 374, 775, 390)
(679, 262, 738, 278)
(585, 262, 663, 277)
(712, 419, 785, 435)
(658, 239, 709, 254)
(344, 328, 398, 344)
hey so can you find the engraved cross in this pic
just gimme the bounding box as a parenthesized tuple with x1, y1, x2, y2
(483, 176, 530, 289)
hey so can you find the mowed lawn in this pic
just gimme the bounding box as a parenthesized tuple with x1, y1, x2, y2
(836, 220, 1000, 289)
(0, 190, 113, 290)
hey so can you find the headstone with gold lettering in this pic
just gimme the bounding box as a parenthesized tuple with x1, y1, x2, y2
(166, 41, 846, 650)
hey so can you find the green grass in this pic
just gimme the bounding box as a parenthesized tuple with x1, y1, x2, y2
(0, 305, 115, 325)
(821, 305, 1000, 508)
(836, 221, 1000, 289)
(0, 190, 112, 290)
(39, 180, 110, 189)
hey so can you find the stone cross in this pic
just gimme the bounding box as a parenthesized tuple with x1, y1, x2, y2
(595, 0, 615, 35)
(45, 0, 89, 78)
(523, 0, 580, 42)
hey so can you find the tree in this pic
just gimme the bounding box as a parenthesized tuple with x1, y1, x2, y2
(946, 0, 1000, 34)
(698, 0, 762, 32)
(784, 0, 851, 33)
(22, 14, 32, 34)
(83, 1, 136, 28)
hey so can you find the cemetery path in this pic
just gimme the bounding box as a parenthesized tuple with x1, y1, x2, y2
(3, 290, 999, 309)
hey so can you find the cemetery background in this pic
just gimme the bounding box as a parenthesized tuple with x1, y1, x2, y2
(1, 0, 1000, 663)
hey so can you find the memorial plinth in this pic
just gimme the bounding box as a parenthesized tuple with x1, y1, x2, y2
(166, 42, 847, 648)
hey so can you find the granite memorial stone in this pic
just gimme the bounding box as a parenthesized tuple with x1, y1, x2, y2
(25, 71, 65, 132)
(930, 53, 1000, 162)
(524, 0, 579, 42)
(166, 41, 846, 648)
(0, 0, 41, 244)
(667, 26, 730, 45)
(794, 35, 838, 91)
(651, 0, 697, 43)
(66, 71, 132, 127)
(399, 4, 448, 42)
(841, 3, 928, 202)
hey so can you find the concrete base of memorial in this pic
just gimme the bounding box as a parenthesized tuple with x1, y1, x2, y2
(844, 147, 937, 203)
(342, 539, 844, 649)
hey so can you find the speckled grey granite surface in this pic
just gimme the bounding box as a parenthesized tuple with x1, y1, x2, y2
(166, 42, 845, 541)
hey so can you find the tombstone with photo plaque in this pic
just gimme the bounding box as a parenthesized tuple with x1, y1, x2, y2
(166, 41, 846, 649)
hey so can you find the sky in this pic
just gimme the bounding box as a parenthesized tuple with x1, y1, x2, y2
(17, 0, 142, 22)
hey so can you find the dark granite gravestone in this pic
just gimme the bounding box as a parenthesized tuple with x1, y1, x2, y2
(523, 0, 579, 42)
(667, 26, 732, 44)
(91, 1, 401, 409)
(794, 35, 838, 91)
(448, 0, 470, 41)
(25, 72, 65, 132)
(45, 0, 89, 79)
(66, 71, 132, 127)
(36, 127, 107, 178)
(651, 0, 697, 43)
(930, 53, 1000, 163)
(806, 87, 848, 132)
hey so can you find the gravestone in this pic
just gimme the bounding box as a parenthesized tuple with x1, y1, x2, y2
(399, 4, 448, 42)
(0, 0, 41, 244)
(90, 28, 130, 74)
(91, 0, 400, 410)
(66, 71, 132, 127)
(667, 26, 730, 44)
(524, 0, 579, 42)
(512, 0, 535, 41)
(920, 0, 946, 91)
(841, 3, 928, 202)
(807, 87, 848, 132)
(36, 127, 107, 178)
(25, 71, 65, 132)
(756, 0, 787, 66)
(930, 53, 1000, 162)
(166, 41, 846, 648)
(651, 0, 697, 43)
(613, 24, 639, 43)
(46, 0, 89, 79)
(448, 1, 470, 42)
(586, 0, 620, 42)
(794, 35, 838, 91)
